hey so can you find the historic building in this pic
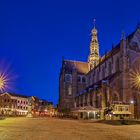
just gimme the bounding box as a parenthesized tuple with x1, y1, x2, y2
(59, 23, 140, 119)
(0, 92, 55, 117)
(0, 93, 28, 116)
(30, 96, 55, 117)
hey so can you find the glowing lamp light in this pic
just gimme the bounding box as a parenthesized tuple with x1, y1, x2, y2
(0, 73, 8, 92)
(0, 71, 15, 92)
(0, 60, 17, 92)
(130, 69, 140, 90)
(0, 77, 4, 89)
(137, 76, 140, 83)
(130, 100, 134, 104)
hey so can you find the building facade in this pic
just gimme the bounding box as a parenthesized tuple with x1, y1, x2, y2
(30, 96, 55, 117)
(0, 93, 55, 117)
(59, 23, 140, 119)
(0, 93, 28, 116)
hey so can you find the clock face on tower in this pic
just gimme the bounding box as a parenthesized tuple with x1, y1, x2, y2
(65, 74, 72, 83)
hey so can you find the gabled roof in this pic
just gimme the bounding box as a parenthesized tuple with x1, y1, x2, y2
(0, 92, 29, 98)
(63, 60, 89, 74)
(31, 96, 40, 101)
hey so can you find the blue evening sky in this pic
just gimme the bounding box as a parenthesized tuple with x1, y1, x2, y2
(0, 0, 139, 104)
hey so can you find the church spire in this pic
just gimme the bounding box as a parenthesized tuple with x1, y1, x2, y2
(88, 20, 100, 70)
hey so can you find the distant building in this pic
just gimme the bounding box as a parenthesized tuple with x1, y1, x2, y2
(30, 97, 55, 117)
(29, 96, 40, 116)
(59, 23, 140, 119)
(0, 93, 28, 116)
(0, 93, 54, 117)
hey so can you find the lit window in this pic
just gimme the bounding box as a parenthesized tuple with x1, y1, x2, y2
(118, 106, 123, 111)
(116, 58, 120, 72)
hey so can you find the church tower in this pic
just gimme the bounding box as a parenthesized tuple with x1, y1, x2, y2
(88, 21, 100, 70)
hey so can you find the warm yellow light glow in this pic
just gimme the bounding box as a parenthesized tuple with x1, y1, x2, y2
(0, 73, 9, 92)
(0, 78, 5, 90)
(130, 69, 140, 90)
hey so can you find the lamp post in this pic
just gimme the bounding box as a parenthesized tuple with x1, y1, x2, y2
(130, 100, 134, 104)
(130, 100, 134, 119)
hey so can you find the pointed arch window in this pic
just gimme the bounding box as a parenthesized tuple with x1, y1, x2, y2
(77, 76, 81, 83)
(108, 62, 112, 75)
(82, 77, 86, 83)
(102, 66, 105, 79)
(96, 70, 99, 82)
(93, 73, 95, 83)
(80, 95, 83, 107)
(115, 58, 120, 72)
(65, 74, 72, 83)
(113, 93, 119, 102)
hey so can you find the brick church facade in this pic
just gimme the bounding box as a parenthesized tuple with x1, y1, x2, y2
(59, 23, 140, 119)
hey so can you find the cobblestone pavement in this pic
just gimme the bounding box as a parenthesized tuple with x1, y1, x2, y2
(0, 118, 140, 140)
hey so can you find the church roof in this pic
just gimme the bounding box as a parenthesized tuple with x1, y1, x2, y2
(61, 25, 140, 76)
(63, 60, 89, 74)
(87, 26, 140, 74)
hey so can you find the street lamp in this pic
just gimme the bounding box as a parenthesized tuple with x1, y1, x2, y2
(130, 70, 140, 90)
(0, 71, 13, 92)
(0, 77, 4, 89)
(0, 76, 6, 92)
(0, 74, 7, 118)
(130, 100, 134, 104)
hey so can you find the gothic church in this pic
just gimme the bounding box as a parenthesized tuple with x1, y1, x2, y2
(59, 23, 140, 119)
